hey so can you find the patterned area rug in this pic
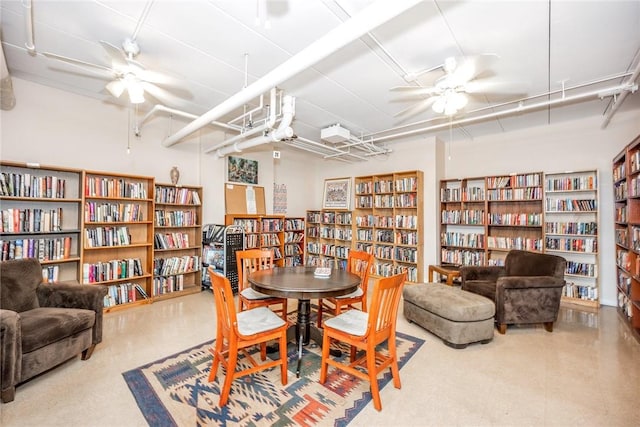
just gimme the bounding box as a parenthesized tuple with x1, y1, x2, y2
(123, 330, 424, 426)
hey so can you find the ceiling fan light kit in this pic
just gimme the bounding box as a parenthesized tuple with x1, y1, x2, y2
(432, 90, 468, 116)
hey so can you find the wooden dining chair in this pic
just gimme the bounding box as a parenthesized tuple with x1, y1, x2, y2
(236, 249, 288, 321)
(316, 250, 373, 328)
(207, 268, 288, 406)
(319, 271, 407, 412)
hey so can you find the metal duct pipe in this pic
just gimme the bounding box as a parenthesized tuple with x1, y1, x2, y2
(137, 104, 238, 132)
(371, 83, 636, 143)
(215, 95, 295, 157)
(0, 42, 16, 110)
(204, 88, 278, 154)
(23, 0, 36, 54)
(602, 59, 640, 129)
(161, 0, 422, 147)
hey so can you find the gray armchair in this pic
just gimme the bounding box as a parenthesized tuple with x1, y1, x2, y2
(1, 258, 107, 403)
(460, 250, 566, 334)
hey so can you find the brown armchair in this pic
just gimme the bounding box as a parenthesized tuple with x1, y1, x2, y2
(0, 259, 107, 403)
(460, 250, 566, 334)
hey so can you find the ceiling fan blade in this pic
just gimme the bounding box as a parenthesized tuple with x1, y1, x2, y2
(140, 82, 187, 107)
(99, 40, 129, 70)
(137, 68, 184, 87)
(390, 85, 440, 96)
(465, 80, 528, 95)
(42, 51, 115, 76)
(450, 54, 499, 86)
(394, 97, 437, 118)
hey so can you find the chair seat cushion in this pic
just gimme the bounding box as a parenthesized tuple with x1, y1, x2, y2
(19, 307, 96, 353)
(335, 287, 364, 299)
(237, 307, 285, 336)
(324, 309, 368, 336)
(241, 288, 274, 300)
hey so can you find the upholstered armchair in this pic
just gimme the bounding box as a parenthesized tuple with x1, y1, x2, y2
(460, 250, 566, 334)
(0, 259, 107, 403)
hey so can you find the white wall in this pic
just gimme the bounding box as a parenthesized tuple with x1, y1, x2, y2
(3, 78, 640, 306)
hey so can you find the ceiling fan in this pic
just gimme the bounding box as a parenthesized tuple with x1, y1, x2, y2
(42, 38, 184, 105)
(392, 54, 515, 118)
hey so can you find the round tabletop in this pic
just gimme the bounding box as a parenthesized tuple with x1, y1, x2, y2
(248, 266, 360, 300)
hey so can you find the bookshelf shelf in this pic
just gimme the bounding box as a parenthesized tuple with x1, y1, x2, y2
(225, 214, 285, 266)
(613, 135, 640, 341)
(544, 170, 599, 308)
(354, 170, 424, 283)
(82, 170, 154, 311)
(1, 161, 83, 283)
(153, 183, 203, 300)
(284, 217, 305, 267)
(305, 209, 352, 269)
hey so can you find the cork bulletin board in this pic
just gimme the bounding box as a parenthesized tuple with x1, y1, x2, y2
(224, 183, 266, 214)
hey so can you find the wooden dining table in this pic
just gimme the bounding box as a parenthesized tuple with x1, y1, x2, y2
(248, 266, 360, 376)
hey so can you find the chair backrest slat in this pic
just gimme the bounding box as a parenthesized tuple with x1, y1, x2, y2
(347, 250, 374, 294)
(236, 249, 274, 292)
(209, 267, 236, 332)
(368, 271, 407, 336)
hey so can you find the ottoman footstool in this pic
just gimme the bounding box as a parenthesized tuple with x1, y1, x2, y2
(403, 283, 495, 349)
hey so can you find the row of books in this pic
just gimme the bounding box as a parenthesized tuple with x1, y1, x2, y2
(154, 232, 190, 250)
(395, 230, 419, 245)
(614, 181, 627, 200)
(394, 247, 417, 263)
(284, 218, 304, 231)
(84, 202, 144, 223)
(155, 187, 201, 205)
(546, 176, 596, 191)
(284, 244, 303, 256)
(0, 172, 66, 198)
(374, 195, 394, 208)
(440, 232, 485, 249)
(85, 177, 147, 199)
(103, 282, 148, 307)
(82, 258, 143, 283)
(395, 193, 418, 208)
(545, 237, 597, 253)
(486, 237, 544, 252)
(154, 210, 197, 227)
(42, 265, 60, 283)
(563, 282, 598, 300)
(356, 196, 373, 208)
(545, 221, 597, 235)
(153, 255, 200, 276)
(85, 226, 130, 248)
(1, 236, 72, 261)
(545, 198, 597, 212)
(486, 187, 542, 201)
(487, 174, 541, 189)
(440, 186, 485, 202)
(394, 177, 418, 192)
(319, 227, 351, 240)
(373, 262, 418, 282)
(441, 248, 486, 266)
(153, 275, 185, 295)
(488, 212, 542, 226)
(284, 231, 304, 243)
(0, 208, 63, 233)
(441, 209, 484, 225)
(566, 261, 597, 277)
(375, 229, 394, 243)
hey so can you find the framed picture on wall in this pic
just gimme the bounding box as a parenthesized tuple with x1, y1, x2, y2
(228, 156, 258, 185)
(322, 177, 351, 210)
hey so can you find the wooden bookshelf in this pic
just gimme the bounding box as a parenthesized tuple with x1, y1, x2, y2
(153, 183, 203, 301)
(439, 176, 486, 267)
(284, 217, 305, 267)
(304, 209, 352, 269)
(544, 170, 599, 309)
(438, 171, 545, 267)
(81, 170, 154, 311)
(613, 135, 640, 341)
(354, 170, 424, 283)
(225, 214, 285, 266)
(0, 161, 83, 283)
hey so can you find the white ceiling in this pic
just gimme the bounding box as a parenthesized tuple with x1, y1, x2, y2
(2, 0, 640, 160)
